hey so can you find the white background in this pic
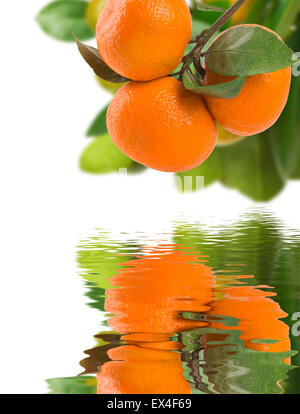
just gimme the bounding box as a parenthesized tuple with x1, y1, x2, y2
(0, 1, 300, 393)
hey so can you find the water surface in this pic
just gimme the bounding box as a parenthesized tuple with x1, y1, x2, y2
(47, 210, 300, 394)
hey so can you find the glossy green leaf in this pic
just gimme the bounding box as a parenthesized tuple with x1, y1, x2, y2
(183, 71, 246, 98)
(86, 104, 109, 137)
(74, 36, 129, 83)
(205, 25, 295, 76)
(47, 376, 97, 394)
(36, 0, 94, 42)
(79, 134, 133, 174)
(219, 134, 285, 201)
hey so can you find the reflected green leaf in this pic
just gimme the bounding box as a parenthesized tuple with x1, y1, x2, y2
(182, 327, 296, 394)
(77, 234, 141, 293)
(47, 376, 97, 394)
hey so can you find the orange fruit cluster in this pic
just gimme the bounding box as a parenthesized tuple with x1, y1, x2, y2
(95, 2, 291, 172)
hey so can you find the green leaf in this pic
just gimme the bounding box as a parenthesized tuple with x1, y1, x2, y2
(219, 134, 285, 201)
(74, 36, 129, 83)
(175, 148, 222, 192)
(191, 16, 213, 37)
(79, 134, 133, 174)
(268, 76, 300, 179)
(191, 1, 232, 29)
(46, 376, 97, 394)
(263, 0, 300, 39)
(244, 0, 276, 26)
(205, 25, 295, 76)
(36, 0, 94, 42)
(86, 104, 109, 137)
(183, 71, 246, 99)
(175, 128, 289, 201)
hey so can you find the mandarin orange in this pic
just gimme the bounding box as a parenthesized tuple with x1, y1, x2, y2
(204, 25, 291, 136)
(96, 0, 192, 81)
(107, 77, 217, 172)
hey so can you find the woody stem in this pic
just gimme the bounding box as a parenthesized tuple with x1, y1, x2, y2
(179, 0, 247, 81)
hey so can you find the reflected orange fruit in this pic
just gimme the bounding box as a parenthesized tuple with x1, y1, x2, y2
(105, 246, 215, 333)
(209, 286, 291, 357)
(97, 343, 191, 394)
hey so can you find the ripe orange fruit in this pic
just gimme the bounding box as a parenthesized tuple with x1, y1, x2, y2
(107, 77, 217, 172)
(204, 25, 291, 136)
(96, 0, 192, 81)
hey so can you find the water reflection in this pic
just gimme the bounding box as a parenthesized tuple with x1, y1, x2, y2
(47, 211, 300, 394)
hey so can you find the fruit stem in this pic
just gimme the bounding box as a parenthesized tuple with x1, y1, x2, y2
(179, 0, 247, 81)
(190, 0, 247, 44)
